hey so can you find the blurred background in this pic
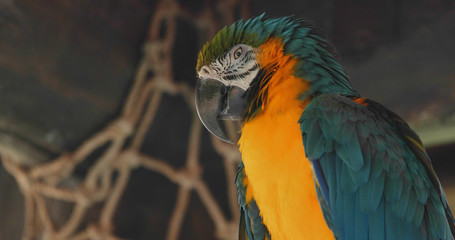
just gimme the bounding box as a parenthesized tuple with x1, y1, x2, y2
(0, 0, 454, 239)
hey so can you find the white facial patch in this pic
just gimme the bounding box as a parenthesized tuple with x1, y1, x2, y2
(198, 44, 259, 91)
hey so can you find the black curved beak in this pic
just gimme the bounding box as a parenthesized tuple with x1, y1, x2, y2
(195, 78, 246, 144)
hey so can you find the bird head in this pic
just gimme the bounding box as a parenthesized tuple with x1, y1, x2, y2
(195, 14, 357, 143)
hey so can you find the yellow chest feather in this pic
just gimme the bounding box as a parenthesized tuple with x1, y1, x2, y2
(238, 38, 334, 240)
(239, 95, 334, 240)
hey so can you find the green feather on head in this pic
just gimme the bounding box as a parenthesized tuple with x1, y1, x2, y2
(196, 14, 268, 71)
(196, 14, 357, 97)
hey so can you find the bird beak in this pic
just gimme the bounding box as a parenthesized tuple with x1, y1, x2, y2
(195, 78, 246, 144)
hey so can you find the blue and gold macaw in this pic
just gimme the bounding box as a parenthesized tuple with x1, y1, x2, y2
(195, 15, 455, 239)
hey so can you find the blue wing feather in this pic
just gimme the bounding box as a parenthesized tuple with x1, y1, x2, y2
(313, 159, 331, 205)
(299, 94, 455, 240)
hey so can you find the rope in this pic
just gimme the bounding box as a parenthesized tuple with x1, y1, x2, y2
(0, 1, 250, 239)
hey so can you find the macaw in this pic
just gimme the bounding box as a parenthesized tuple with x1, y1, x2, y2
(194, 15, 455, 240)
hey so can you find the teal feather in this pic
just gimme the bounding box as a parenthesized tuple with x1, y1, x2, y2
(413, 167, 427, 188)
(392, 185, 411, 217)
(320, 153, 338, 209)
(242, 207, 253, 240)
(323, 109, 342, 127)
(415, 183, 429, 204)
(325, 139, 334, 153)
(342, 190, 356, 240)
(427, 201, 449, 239)
(405, 190, 418, 222)
(387, 160, 402, 180)
(247, 199, 268, 240)
(368, 198, 385, 240)
(299, 94, 454, 239)
(347, 149, 370, 187)
(381, 151, 392, 172)
(314, 159, 331, 207)
(322, 118, 341, 140)
(385, 204, 402, 239)
(317, 118, 332, 141)
(337, 122, 355, 144)
(360, 141, 372, 164)
(314, 178, 336, 231)
(340, 156, 357, 193)
(354, 193, 369, 240)
(239, 208, 249, 240)
(358, 172, 385, 213)
(306, 122, 325, 160)
(413, 202, 425, 227)
(374, 135, 387, 152)
(333, 156, 345, 237)
(336, 137, 363, 171)
(371, 150, 385, 178)
(384, 176, 403, 202)
(235, 162, 247, 207)
(407, 159, 419, 175)
(356, 121, 371, 139)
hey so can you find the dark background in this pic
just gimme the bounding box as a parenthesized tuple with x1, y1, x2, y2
(1, 0, 454, 239)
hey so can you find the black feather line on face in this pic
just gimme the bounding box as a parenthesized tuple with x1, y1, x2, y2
(242, 63, 278, 121)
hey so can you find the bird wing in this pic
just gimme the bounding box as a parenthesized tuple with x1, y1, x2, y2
(299, 93, 455, 240)
(239, 207, 250, 240)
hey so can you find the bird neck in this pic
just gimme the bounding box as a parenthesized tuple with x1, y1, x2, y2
(243, 32, 359, 122)
(243, 37, 310, 121)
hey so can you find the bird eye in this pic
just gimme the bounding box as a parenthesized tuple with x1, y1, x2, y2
(233, 47, 243, 60)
